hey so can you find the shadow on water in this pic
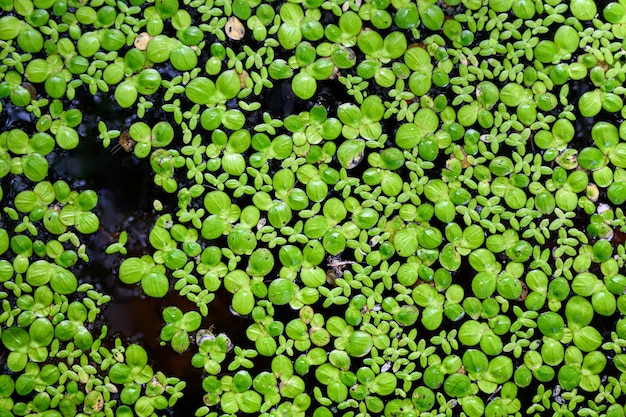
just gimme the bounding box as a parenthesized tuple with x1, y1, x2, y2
(43, 99, 203, 412)
(45, 95, 259, 414)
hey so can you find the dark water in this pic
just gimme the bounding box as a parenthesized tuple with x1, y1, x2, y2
(0, 93, 209, 412)
(48, 123, 247, 414)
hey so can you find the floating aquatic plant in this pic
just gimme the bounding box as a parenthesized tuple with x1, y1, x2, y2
(5, 0, 626, 416)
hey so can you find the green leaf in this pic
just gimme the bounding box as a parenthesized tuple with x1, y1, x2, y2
(573, 326, 602, 352)
(268, 278, 297, 305)
(29, 317, 54, 347)
(185, 77, 216, 105)
(141, 271, 169, 298)
(346, 331, 373, 357)
(50, 267, 78, 294)
(2, 327, 29, 352)
(0, 16, 21, 40)
(21, 153, 48, 182)
(458, 320, 483, 346)
(216, 70, 241, 100)
(371, 372, 397, 396)
(419, 4, 444, 31)
(119, 258, 149, 284)
(358, 30, 383, 56)
(444, 373, 472, 397)
(570, 0, 597, 20)
(232, 286, 255, 315)
(579, 90, 602, 117)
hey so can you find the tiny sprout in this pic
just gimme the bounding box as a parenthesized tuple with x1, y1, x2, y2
(105, 231, 128, 255)
(160, 306, 202, 353)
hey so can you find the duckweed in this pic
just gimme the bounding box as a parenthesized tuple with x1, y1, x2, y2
(4, 0, 626, 416)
